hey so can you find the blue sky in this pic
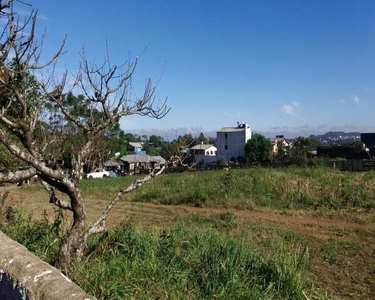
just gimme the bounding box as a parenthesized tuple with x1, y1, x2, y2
(18, 0, 375, 137)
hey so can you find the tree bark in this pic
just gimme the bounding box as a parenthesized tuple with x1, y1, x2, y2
(55, 190, 87, 269)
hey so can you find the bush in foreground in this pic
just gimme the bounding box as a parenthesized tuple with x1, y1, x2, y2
(0, 205, 325, 299)
(72, 224, 319, 299)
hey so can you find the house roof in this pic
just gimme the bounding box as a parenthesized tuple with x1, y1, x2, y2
(129, 142, 144, 149)
(120, 154, 166, 164)
(218, 127, 246, 133)
(190, 144, 217, 150)
(103, 159, 124, 167)
(275, 137, 290, 145)
(149, 156, 166, 164)
(120, 154, 149, 163)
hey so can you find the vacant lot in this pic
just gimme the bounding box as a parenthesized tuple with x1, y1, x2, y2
(1, 167, 375, 299)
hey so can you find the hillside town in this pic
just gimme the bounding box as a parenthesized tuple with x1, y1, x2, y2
(93, 122, 375, 177)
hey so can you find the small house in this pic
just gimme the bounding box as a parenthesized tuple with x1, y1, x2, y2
(129, 142, 146, 155)
(190, 144, 217, 164)
(272, 135, 291, 156)
(103, 158, 125, 175)
(149, 156, 166, 171)
(120, 154, 166, 175)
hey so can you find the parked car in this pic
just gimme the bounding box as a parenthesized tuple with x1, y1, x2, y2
(115, 165, 127, 176)
(86, 169, 110, 179)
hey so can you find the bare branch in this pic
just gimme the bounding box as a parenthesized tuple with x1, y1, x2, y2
(0, 113, 23, 129)
(169, 155, 195, 169)
(0, 0, 12, 11)
(86, 166, 165, 237)
(0, 129, 63, 181)
(41, 181, 72, 211)
(70, 51, 170, 136)
(0, 167, 37, 183)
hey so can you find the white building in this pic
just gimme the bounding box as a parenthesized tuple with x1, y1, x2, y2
(272, 135, 291, 156)
(190, 144, 217, 164)
(217, 123, 252, 160)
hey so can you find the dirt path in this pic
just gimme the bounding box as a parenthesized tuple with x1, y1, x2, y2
(98, 201, 375, 244)
(3, 182, 374, 244)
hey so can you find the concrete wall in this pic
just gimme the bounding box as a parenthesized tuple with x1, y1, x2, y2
(0, 273, 29, 300)
(0, 231, 97, 300)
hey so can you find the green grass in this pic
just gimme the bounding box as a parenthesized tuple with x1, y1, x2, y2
(15, 175, 142, 202)
(133, 167, 375, 210)
(79, 176, 141, 201)
(0, 205, 63, 264)
(71, 224, 320, 300)
(3, 166, 375, 298)
(16, 167, 375, 211)
(0, 204, 325, 299)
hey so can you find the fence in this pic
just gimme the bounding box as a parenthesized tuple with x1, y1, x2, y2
(334, 159, 375, 172)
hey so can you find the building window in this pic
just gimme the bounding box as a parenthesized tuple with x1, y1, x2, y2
(225, 133, 228, 139)
(225, 145, 228, 150)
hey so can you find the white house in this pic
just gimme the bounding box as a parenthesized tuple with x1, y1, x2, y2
(217, 123, 252, 160)
(190, 144, 217, 164)
(272, 135, 291, 156)
(129, 142, 145, 154)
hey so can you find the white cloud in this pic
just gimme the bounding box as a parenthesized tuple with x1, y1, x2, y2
(352, 95, 360, 104)
(291, 101, 300, 107)
(281, 101, 300, 115)
(281, 104, 295, 115)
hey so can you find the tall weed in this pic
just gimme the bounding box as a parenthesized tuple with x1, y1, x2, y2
(0, 203, 324, 299)
(70, 224, 319, 299)
(0, 204, 63, 264)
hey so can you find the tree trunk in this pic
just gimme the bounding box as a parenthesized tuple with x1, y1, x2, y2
(55, 190, 88, 270)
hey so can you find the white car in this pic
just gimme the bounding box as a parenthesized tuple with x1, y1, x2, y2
(86, 169, 110, 179)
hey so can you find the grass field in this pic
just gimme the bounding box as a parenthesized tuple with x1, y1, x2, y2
(1, 166, 375, 299)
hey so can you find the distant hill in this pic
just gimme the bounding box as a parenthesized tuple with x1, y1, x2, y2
(309, 131, 361, 145)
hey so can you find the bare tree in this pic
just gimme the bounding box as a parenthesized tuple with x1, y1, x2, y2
(0, 1, 169, 268)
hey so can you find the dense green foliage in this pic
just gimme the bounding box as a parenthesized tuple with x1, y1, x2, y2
(288, 137, 316, 164)
(273, 136, 323, 165)
(245, 133, 272, 162)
